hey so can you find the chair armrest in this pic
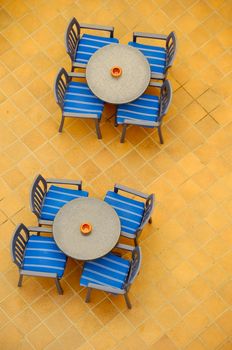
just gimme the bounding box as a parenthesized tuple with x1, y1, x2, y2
(151, 72, 165, 80)
(63, 112, 100, 119)
(27, 226, 53, 234)
(87, 283, 124, 294)
(115, 243, 134, 251)
(133, 32, 167, 42)
(46, 178, 82, 190)
(149, 81, 163, 88)
(38, 219, 53, 226)
(72, 62, 87, 69)
(80, 23, 114, 36)
(124, 119, 160, 127)
(68, 72, 86, 78)
(114, 183, 149, 199)
(21, 270, 57, 278)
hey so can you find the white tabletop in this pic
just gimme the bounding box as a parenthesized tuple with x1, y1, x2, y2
(86, 44, 151, 104)
(53, 198, 121, 260)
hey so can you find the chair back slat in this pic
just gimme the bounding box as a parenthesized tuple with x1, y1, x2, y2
(140, 194, 155, 230)
(35, 180, 45, 193)
(30, 174, 47, 219)
(54, 68, 69, 110)
(15, 236, 26, 251)
(33, 199, 41, 215)
(57, 90, 65, 106)
(58, 77, 67, 93)
(167, 48, 175, 65)
(68, 28, 78, 56)
(11, 224, 29, 268)
(69, 30, 78, 48)
(65, 17, 80, 61)
(15, 242, 24, 256)
(124, 247, 142, 289)
(57, 84, 66, 99)
(166, 31, 177, 70)
(34, 186, 44, 201)
(15, 250, 23, 263)
(33, 192, 43, 208)
(17, 232, 27, 245)
(16, 239, 25, 252)
(159, 80, 172, 119)
(168, 43, 175, 55)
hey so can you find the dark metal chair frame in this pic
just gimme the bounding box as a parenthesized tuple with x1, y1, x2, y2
(54, 67, 102, 139)
(118, 80, 172, 144)
(112, 183, 154, 246)
(133, 31, 177, 80)
(84, 244, 142, 309)
(65, 17, 115, 71)
(11, 223, 65, 294)
(30, 174, 83, 226)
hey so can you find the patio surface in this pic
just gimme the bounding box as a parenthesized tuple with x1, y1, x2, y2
(0, 0, 232, 349)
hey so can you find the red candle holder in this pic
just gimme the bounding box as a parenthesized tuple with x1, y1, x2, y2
(111, 66, 122, 78)
(80, 223, 92, 235)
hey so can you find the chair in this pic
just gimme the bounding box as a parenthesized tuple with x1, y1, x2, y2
(65, 17, 119, 71)
(54, 67, 104, 139)
(30, 174, 88, 226)
(80, 244, 141, 309)
(11, 224, 67, 294)
(104, 184, 154, 246)
(116, 80, 172, 144)
(129, 31, 177, 80)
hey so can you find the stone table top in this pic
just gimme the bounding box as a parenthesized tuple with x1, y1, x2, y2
(53, 197, 121, 260)
(86, 44, 151, 104)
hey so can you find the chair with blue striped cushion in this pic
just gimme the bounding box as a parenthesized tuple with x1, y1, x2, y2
(30, 174, 88, 226)
(104, 184, 154, 246)
(80, 245, 141, 309)
(65, 17, 119, 71)
(11, 224, 67, 294)
(116, 80, 172, 144)
(129, 31, 177, 80)
(54, 67, 104, 139)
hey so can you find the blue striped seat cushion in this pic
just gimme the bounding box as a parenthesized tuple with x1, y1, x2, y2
(128, 41, 166, 75)
(104, 191, 144, 236)
(63, 81, 104, 118)
(75, 33, 119, 64)
(80, 252, 130, 290)
(23, 235, 67, 278)
(40, 185, 88, 221)
(117, 94, 160, 126)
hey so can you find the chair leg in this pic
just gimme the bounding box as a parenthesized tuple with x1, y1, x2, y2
(157, 125, 164, 144)
(59, 115, 65, 133)
(85, 287, 92, 303)
(114, 106, 118, 127)
(149, 217, 152, 224)
(95, 120, 102, 139)
(55, 277, 63, 295)
(124, 293, 132, 309)
(120, 124, 127, 143)
(37, 223, 41, 236)
(134, 237, 138, 246)
(18, 274, 23, 287)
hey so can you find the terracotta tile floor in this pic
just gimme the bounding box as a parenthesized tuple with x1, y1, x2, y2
(0, 0, 232, 349)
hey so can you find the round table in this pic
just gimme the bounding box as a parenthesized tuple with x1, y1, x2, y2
(86, 44, 151, 104)
(53, 198, 121, 260)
